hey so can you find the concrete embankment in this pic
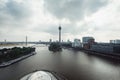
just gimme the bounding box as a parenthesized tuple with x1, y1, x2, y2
(69, 47, 120, 60)
(0, 52, 36, 68)
(83, 50, 120, 60)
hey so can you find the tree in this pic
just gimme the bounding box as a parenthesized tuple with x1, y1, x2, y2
(49, 42, 62, 52)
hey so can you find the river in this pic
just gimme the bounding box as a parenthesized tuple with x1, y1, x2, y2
(0, 44, 120, 80)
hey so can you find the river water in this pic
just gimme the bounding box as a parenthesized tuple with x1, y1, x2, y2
(0, 44, 120, 80)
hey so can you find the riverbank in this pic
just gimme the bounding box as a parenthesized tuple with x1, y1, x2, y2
(0, 43, 23, 46)
(65, 47, 120, 60)
(0, 52, 36, 68)
(84, 50, 120, 60)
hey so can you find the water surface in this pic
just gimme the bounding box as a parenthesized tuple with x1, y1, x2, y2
(0, 45, 120, 80)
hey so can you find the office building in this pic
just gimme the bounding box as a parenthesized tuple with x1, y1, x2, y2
(91, 43, 120, 53)
(110, 40, 120, 44)
(72, 39, 82, 48)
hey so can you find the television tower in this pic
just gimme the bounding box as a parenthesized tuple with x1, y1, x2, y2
(58, 25, 62, 43)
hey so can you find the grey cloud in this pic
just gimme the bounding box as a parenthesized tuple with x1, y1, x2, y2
(32, 24, 59, 35)
(0, 0, 31, 28)
(5, 0, 30, 19)
(44, 25, 59, 35)
(86, 0, 107, 12)
(44, 0, 108, 21)
(62, 22, 98, 35)
(33, 23, 89, 35)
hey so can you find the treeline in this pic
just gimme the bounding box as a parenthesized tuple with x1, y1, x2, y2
(49, 42, 62, 52)
(61, 43, 72, 48)
(0, 47, 35, 63)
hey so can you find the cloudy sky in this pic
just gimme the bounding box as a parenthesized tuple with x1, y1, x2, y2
(0, 0, 120, 42)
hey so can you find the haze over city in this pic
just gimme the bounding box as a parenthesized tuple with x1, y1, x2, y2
(0, 0, 120, 42)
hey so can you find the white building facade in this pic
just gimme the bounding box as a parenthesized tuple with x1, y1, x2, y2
(72, 39, 82, 48)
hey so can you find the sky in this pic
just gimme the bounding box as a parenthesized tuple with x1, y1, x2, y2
(0, 0, 120, 42)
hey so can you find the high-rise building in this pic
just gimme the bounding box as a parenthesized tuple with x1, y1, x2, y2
(82, 37, 95, 49)
(82, 37, 94, 44)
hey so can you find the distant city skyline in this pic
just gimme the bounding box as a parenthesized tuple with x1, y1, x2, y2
(0, 0, 120, 42)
